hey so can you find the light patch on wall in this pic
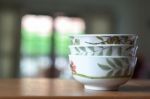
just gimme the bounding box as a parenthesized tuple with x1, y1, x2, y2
(54, 16, 85, 34)
(22, 15, 53, 36)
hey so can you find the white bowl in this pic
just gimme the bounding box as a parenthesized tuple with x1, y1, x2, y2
(69, 55, 137, 90)
(70, 34, 138, 45)
(69, 44, 138, 56)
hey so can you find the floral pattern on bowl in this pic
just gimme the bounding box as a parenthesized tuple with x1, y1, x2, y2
(69, 55, 137, 90)
(69, 45, 138, 56)
(70, 34, 138, 45)
(69, 55, 137, 79)
(70, 61, 77, 74)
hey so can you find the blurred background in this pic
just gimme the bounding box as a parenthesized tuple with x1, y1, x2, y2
(0, 0, 149, 79)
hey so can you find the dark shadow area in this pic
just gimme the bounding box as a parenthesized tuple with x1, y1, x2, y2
(119, 85, 150, 92)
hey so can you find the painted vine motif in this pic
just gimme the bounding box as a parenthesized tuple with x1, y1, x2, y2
(73, 38, 80, 45)
(73, 73, 131, 79)
(70, 58, 133, 79)
(73, 46, 133, 56)
(97, 58, 132, 77)
(84, 36, 135, 45)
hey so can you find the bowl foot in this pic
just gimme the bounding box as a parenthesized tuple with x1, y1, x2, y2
(84, 85, 118, 91)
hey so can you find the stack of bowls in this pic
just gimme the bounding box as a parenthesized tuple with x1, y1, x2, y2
(68, 34, 138, 90)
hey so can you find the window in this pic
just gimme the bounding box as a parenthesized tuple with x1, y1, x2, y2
(20, 14, 85, 78)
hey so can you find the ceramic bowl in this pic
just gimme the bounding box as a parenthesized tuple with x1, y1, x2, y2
(70, 34, 138, 45)
(69, 44, 138, 56)
(69, 55, 137, 90)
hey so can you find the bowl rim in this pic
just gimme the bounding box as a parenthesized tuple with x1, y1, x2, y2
(69, 34, 138, 37)
(69, 44, 135, 47)
(69, 55, 136, 58)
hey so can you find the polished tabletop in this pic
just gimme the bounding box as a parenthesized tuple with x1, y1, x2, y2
(0, 78, 149, 99)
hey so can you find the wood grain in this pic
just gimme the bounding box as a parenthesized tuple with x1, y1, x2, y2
(0, 78, 149, 99)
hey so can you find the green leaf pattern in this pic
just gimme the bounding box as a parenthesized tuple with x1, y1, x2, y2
(73, 38, 80, 45)
(97, 63, 111, 70)
(77, 36, 135, 45)
(107, 59, 118, 68)
(80, 47, 86, 52)
(97, 58, 132, 77)
(74, 47, 80, 52)
(87, 47, 95, 52)
(118, 47, 122, 56)
(114, 59, 123, 67)
(96, 36, 104, 41)
(72, 46, 134, 56)
(98, 50, 103, 55)
(106, 46, 112, 55)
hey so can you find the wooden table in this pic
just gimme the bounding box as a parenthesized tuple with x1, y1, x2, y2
(0, 78, 149, 99)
